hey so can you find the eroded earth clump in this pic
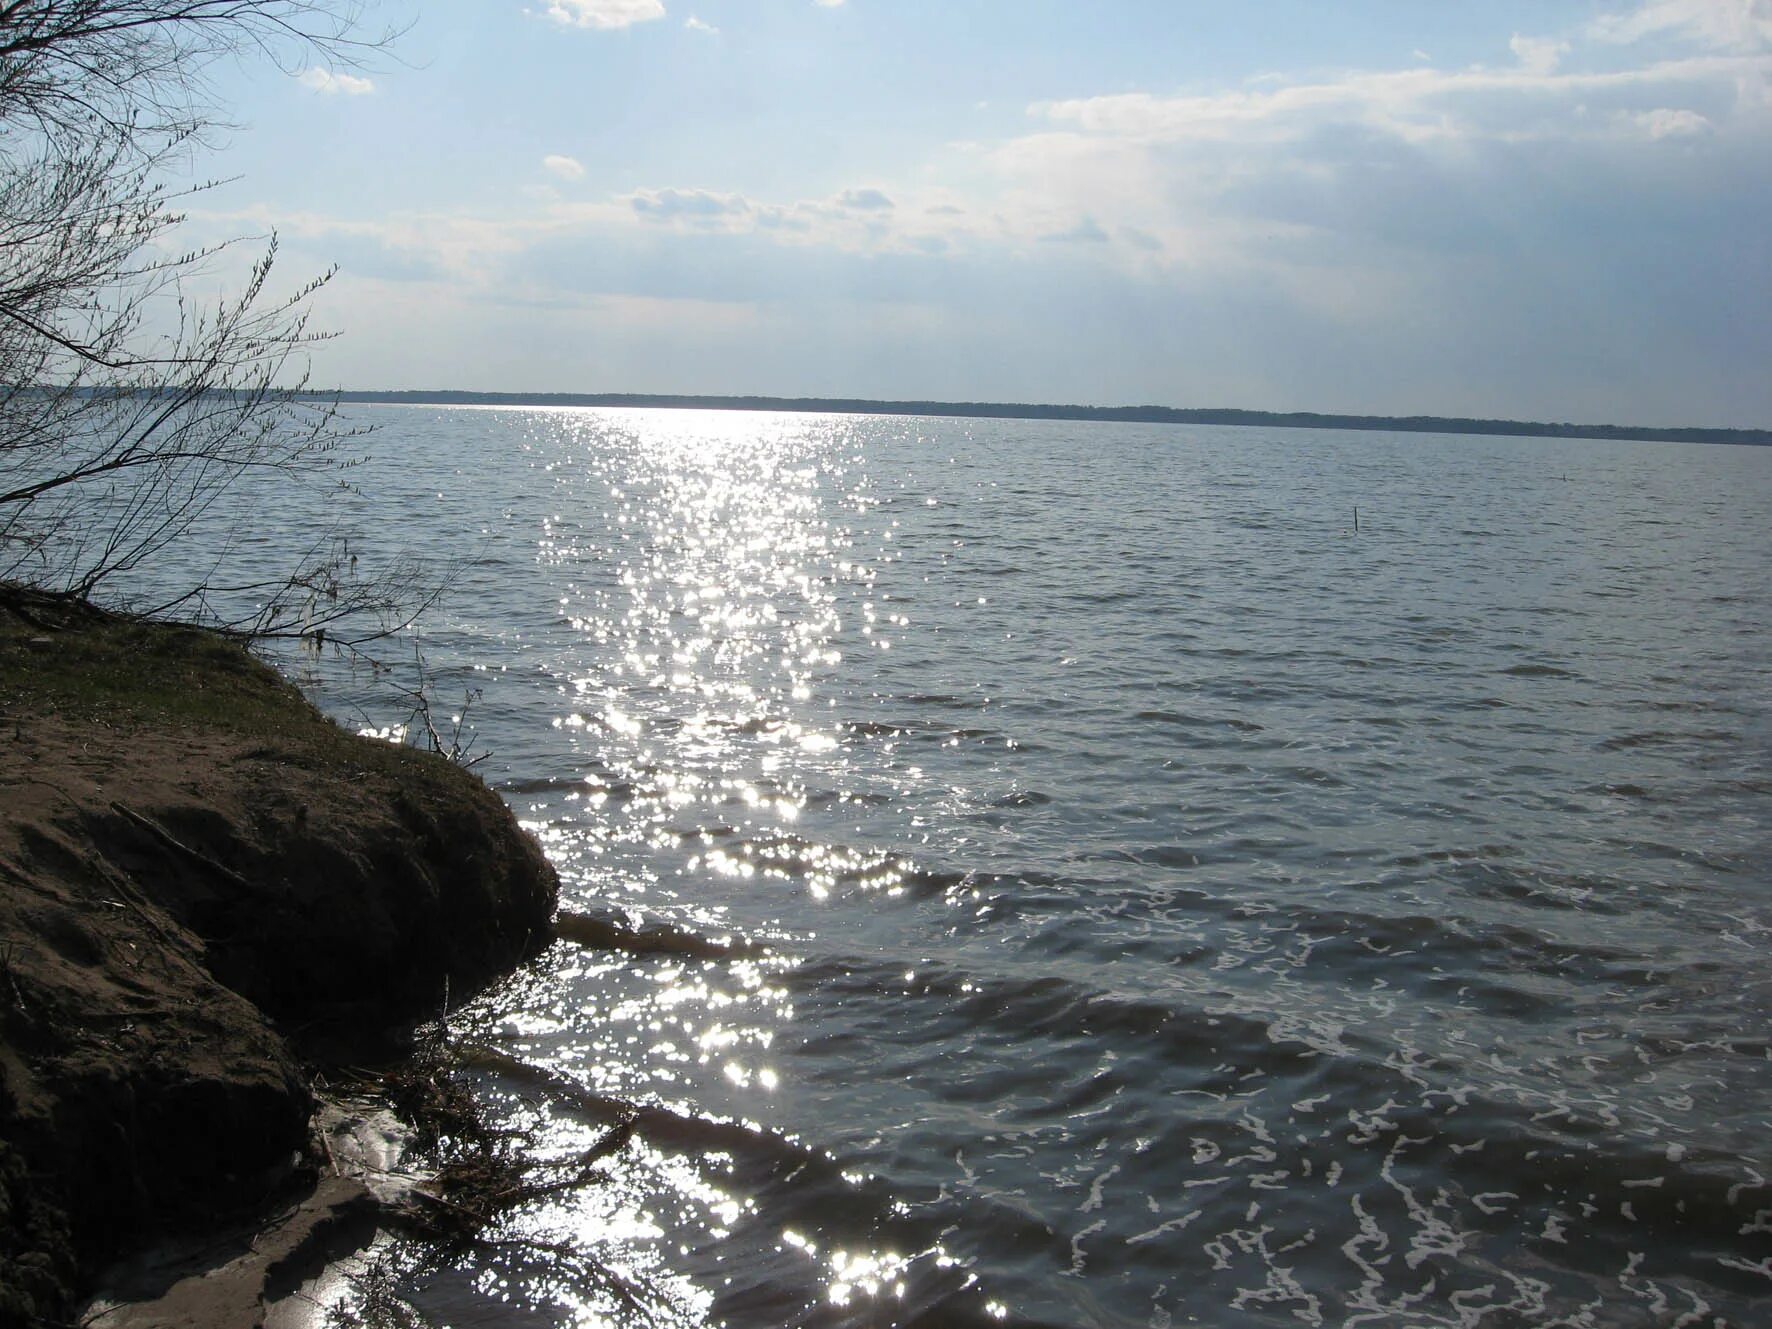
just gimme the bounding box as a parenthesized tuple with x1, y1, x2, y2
(0, 587, 558, 1326)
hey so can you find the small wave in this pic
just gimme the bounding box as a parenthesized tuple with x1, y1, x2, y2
(720, 715, 788, 736)
(1597, 728, 1739, 751)
(990, 790, 1052, 808)
(1138, 844, 1207, 869)
(802, 788, 893, 809)
(1134, 709, 1264, 733)
(790, 954, 1334, 1081)
(1584, 781, 1654, 799)
(1499, 663, 1577, 678)
(1638, 697, 1740, 714)
(498, 773, 635, 797)
(459, 1042, 832, 1168)
(1389, 843, 1521, 867)
(555, 909, 764, 960)
(457, 1043, 1056, 1326)
(1276, 763, 1347, 787)
(844, 718, 1004, 743)
(684, 831, 1067, 906)
(843, 718, 924, 737)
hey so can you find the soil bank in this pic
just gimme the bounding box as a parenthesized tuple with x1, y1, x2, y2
(0, 587, 558, 1326)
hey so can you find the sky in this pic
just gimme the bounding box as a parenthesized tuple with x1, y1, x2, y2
(188, 0, 1772, 427)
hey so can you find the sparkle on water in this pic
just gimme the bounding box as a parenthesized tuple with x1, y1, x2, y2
(146, 406, 1772, 1327)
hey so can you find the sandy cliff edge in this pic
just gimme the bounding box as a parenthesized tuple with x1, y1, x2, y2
(0, 586, 559, 1326)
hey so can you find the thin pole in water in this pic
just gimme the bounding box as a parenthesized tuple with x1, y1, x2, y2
(1354, 506, 1360, 533)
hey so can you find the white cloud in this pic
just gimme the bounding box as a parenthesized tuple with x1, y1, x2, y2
(684, 15, 717, 33)
(836, 187, 894, 210)
(1040, 218, 1109, 244)
(543, 154, 586, 181)
(1035, 51, 1768, 147)
(959, 22, 1771, 296)
(298, 67, 375, 95)
(614, 185, 946, 248)
(813, 0, 846, 7)
(201, 3, 1772, 426)
(545, 0, 666, 30)
(503, 16, 1767, 295)
(627, 187, 752, 223)
(1591, 0, 1772, 51)
(1629, 105, 1715, 133)
(1510, 34, 1570, 74)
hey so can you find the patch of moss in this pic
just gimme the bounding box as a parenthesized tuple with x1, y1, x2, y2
(0, 587, 314, 735)
(0, 585, 484, 808)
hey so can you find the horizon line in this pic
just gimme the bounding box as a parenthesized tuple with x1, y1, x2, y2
(306, 391, 1772, 447)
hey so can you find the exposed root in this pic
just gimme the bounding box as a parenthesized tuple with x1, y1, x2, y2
(312, 1028, 654, 1327)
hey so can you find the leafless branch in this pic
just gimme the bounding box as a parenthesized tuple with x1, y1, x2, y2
(0, 1, 414, 608)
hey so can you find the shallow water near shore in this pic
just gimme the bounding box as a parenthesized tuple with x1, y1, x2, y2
(149, 408, 1771, 1326)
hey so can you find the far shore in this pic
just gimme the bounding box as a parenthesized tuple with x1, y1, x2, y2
(303, 391, 1772, 448)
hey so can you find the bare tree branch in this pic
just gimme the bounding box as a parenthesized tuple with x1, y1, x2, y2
(0, 0, 414, 611)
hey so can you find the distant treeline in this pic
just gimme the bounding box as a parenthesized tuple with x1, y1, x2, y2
(312, 391, 1772, 447)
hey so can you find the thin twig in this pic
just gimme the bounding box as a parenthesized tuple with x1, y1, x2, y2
(110, 799, 250, 888)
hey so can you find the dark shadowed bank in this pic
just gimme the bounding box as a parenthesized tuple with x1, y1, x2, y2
(0, 585, 559, 1327)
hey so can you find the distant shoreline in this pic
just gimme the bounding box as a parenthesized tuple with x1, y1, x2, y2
(310, 391, 1772, 447)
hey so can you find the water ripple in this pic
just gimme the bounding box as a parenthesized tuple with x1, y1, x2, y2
(152, 408, 1772, 1326)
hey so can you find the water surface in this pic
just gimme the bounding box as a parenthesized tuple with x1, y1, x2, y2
(170, 408, 1772, 1327)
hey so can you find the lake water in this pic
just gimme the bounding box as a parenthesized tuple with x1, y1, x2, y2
(167, 407, 1772, 1327)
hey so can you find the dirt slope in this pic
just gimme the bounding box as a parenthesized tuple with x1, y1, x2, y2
(0, 588, 557, 1326)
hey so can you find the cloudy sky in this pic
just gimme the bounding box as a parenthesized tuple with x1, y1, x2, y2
(194, 0, 1771, 427)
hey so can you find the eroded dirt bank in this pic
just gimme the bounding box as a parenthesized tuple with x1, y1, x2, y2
(0, 588, 558, 1326)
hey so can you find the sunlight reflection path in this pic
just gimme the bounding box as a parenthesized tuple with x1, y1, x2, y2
(444, 410, 965, 1326)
